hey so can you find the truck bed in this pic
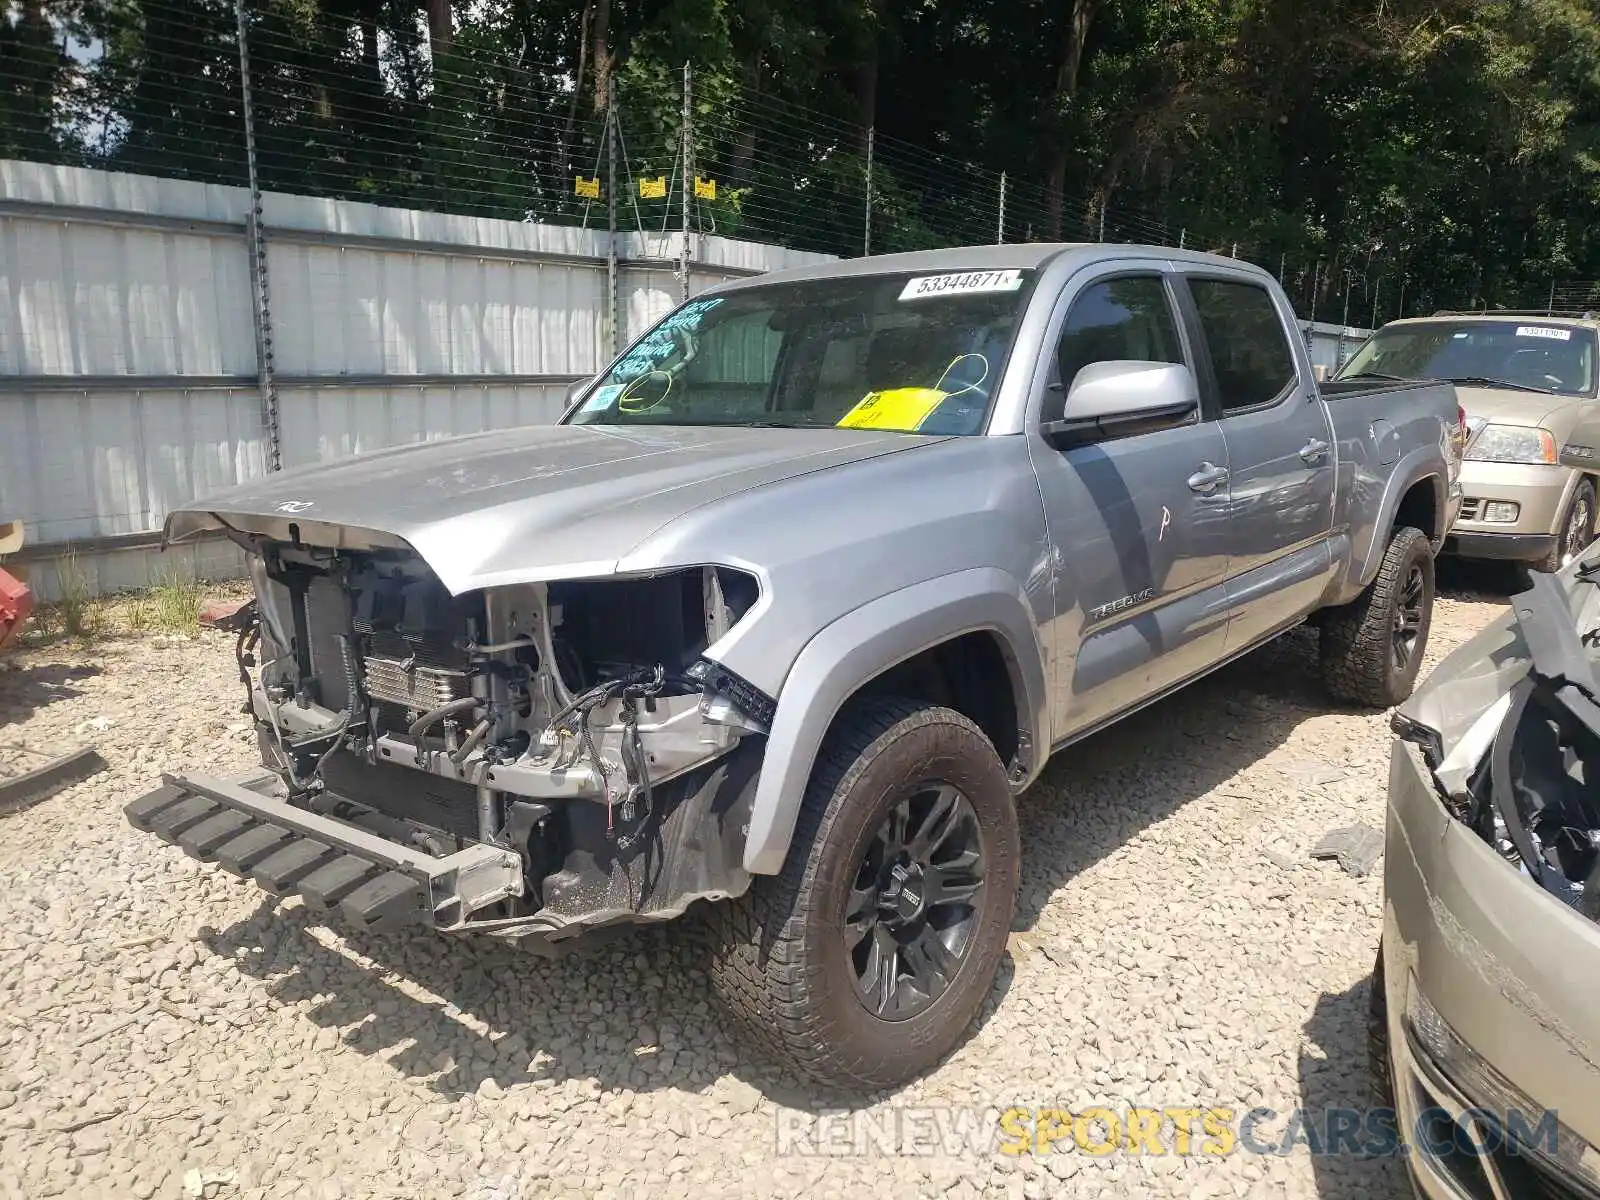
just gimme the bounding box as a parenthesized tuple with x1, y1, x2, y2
(1318, 377, 1437, 400)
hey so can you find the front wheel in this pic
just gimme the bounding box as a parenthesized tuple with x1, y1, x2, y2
(1536, 478, 1597, 574)
(704, 697, 1020, 1090)
(1320, 525, 1435, 708)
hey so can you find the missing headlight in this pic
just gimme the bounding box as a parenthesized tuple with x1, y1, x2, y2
(547, 566, 757, 689)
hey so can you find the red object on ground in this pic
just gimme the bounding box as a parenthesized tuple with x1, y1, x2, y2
(0, 566, 34, 651)
(198, 597, 250, 629)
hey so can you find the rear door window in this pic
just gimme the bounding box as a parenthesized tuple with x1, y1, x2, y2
(1187, 279, 1297, 412)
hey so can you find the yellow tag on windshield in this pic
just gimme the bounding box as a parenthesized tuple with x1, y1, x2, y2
(836, 387, 949, 432)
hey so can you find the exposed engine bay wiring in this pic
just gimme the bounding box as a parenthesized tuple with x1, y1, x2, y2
(546, 665, 675, 842)
(465, 636, 539, 655)
(255, 651, 352, 794)
(236, 547, 769, 873)
(232, 605, 261, 713)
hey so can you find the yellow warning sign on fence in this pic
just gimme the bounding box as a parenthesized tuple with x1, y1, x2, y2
(573, 176, 600, 200)
(639, 176, 668, 199)
(694, 176, 717, 200)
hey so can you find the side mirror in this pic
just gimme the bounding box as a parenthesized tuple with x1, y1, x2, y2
(1041, 360, 1199, 450)
(560, 376, 597, 420)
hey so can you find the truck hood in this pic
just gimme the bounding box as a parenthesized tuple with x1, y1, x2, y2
(165, 423, 945, 593)
(1455, 385, 1586, 431)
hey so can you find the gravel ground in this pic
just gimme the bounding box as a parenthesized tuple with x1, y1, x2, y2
(0, 571, 1512, 1200)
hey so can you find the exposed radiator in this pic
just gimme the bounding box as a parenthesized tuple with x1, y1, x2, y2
(362, 656, 470, 711)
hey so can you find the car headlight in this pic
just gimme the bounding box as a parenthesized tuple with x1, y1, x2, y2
(1405, 982, 1600, 1192)
(1466, 424, 1558, 464)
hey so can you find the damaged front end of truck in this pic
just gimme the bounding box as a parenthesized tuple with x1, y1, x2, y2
(127, 520, 773, 948)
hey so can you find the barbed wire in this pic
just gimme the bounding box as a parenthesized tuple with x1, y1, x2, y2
(0, 3, 1577, 320)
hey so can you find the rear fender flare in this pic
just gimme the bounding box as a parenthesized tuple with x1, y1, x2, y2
(739, 568, 1048, 875)
(1345, 450, 1446, 598)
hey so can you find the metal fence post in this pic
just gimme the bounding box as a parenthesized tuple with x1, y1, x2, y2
(234, 0, 281, 472)
(606, 78, 619, 359)
(679, 62, 692, 302)
(1096, 200, 1105, 243)
(996, 172, 1006, 244)
(863, 126, 874, 257)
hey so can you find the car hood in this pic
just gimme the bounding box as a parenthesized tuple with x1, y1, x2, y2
(1455, 385, 1586, 431)
(165, 423, 946, 593)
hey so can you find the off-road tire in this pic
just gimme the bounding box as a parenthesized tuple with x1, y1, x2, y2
(704, 697, 1019, 1090)
(1535, 478, 1597, 574)
(1320, 525, 1434, 708)
(1368, 945, 1394, 1107)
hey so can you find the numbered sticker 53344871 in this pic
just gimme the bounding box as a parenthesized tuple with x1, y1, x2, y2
(899, 270, 1025, 301)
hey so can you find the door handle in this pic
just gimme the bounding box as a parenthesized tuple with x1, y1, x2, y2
(1299, 438, 1331, 464)
(1187, 462, 1229, 494)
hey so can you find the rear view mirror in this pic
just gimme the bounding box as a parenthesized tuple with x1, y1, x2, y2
(1041, 360, 1199, 449)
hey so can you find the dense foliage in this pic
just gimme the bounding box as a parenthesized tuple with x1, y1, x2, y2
(5, 0, 1600, 318)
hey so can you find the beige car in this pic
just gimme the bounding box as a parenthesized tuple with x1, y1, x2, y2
(1379, 562, 1600, 1199)
(1340, 313, 1600, 571)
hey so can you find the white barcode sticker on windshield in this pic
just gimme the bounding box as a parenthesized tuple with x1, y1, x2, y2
(580, 384, 624, 413)
(899, 270, 1024, 301)
(1516, 325, 1572, 341)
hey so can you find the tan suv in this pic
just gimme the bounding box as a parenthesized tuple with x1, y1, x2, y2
(1339, 312, 1600, 571)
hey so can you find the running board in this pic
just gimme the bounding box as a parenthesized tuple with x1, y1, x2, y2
(124, 772, 523, 930)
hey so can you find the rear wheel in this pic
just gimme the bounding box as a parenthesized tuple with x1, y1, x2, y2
(1536, 478, 1596, 574)
(704, 697, 1019, 1090)
(1320, 525, 1435, 708)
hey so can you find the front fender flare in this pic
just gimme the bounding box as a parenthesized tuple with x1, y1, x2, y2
(739, 567, 1048, 875)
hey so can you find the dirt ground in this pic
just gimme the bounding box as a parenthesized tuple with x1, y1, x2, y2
(0, 564, 1515, 1199)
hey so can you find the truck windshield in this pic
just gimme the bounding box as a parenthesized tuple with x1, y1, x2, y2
(566, 270, 1033, 434)
(1340, 319, 1598, 397)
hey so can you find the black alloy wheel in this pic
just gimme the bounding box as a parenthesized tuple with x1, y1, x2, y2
(1391, 561, 1427, 676)
(845, 783, 986, 1021)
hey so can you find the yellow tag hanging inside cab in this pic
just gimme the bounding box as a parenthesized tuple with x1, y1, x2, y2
(835, 387, 949, 432)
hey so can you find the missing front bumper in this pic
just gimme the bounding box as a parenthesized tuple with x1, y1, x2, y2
(124, 771, 523, 931)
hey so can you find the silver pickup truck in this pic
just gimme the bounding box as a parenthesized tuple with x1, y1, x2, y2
(128, 244, 1462, 1089)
